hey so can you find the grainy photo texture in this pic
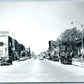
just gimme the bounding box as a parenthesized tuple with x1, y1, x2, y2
(0, 1, 84, 82)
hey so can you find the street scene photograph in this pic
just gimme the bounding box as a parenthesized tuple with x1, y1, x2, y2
(0, 0, 84, 82)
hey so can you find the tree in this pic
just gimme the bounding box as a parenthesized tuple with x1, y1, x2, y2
(58, 27, 81, 44)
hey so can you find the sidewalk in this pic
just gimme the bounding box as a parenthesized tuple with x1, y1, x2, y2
(72, 58, 84, 68)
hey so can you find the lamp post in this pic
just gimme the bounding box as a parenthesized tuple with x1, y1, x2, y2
(71, 21, 83, 65)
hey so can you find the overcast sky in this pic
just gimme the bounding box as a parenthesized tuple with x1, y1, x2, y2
(0, 1, 84, 54)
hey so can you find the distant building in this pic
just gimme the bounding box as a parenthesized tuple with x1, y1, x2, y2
(48, 40, 59, 61)
(49, 40, 57, 51)
(19, 44, 25, 52)
(25, 47, 31, 58)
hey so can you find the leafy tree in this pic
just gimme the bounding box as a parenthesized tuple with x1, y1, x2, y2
(58, 27, 81, 44)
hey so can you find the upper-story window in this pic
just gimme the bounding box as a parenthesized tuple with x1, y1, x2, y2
(0, 42, 3, 46)
(10, 42, 12, 47)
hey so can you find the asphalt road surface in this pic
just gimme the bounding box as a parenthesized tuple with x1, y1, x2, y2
(0, 58, 84, 82)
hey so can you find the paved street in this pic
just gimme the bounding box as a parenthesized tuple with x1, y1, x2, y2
(0, 58, 84, 82)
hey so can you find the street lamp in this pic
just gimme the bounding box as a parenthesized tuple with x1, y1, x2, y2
(71, 21, 83, 65)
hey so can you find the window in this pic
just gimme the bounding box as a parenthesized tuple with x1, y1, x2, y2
(0, 42, 3, 46)
(10, 42, 11, 47)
